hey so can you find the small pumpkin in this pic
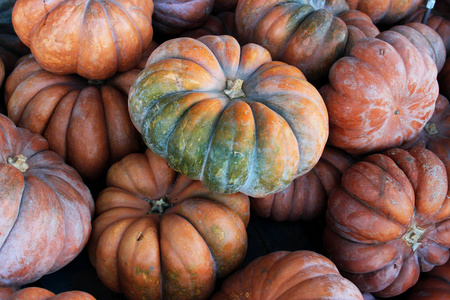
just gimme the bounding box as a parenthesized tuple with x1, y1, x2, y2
(5, 54, 144, 180)
(250, 146, 354, 221)
(324, 147, 450, 297)
(152, 0, 214, 35)
(0, 113, 94, 287)
(210, 250, 364, 299)
(88, 148, 250, 300)
(320, 27, 439, 155)
(128, 35, 329, 197)
(12, 0, 154, 80)
(4, 287, 95, 300)
(346, 0, 422, 25)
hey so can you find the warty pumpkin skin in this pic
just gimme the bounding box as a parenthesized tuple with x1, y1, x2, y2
(324, 147, 450, 298)
(320, 28, 439, 155)
(152, 0, 214, 35)
(11, 0, 154, 80)
(235, 0, 351, 82)
(5, 287, 96, 300)
(406, 258, 450, 299)
(0, 113, 94, 287)
(250, 146, 354, 222)
(5, 54, 143, 180)
(346, 0, 422, 25)
(128, 35, 329, 198)
(210, 250, 364, 299)
(88, 148, 250, 300)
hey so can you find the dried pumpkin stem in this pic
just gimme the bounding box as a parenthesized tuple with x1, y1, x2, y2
(7, 154, 29, 172)
(402, 224, 426, 251)
(224, 79, 246, 99)
(145, 196, 172, 215)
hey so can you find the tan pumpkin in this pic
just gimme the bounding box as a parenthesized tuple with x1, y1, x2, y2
(211, 250, 364, 299)
(324, 147, 450, 297)
(88, 148, 250, 300)
(12, 0, 154, 80)
(0, 113, 94, 287)
(5, 54, 144, 180)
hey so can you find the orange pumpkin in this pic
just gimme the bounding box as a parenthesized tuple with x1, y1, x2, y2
(5, 54, 144, 180)
(320, 27, 439, 155)
(324, 147, 450, 297)
(406, 259, 450, 299)
(0, 113, 94, 287)
(211, 250, 364, 299)
(88, 148, 250, 300)
(12, 0, 154, 80)
(4, 287, 95, 300)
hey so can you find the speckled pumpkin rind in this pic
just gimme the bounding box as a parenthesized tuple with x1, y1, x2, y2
(129, 35, 328, 197)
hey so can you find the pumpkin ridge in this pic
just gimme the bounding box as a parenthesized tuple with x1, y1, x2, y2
(76, 0, 90, 76)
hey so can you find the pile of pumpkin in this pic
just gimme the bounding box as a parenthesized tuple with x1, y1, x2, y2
(0, 0, 449, 299)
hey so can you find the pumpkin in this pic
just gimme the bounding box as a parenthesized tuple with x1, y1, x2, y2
(5, 287, 95, 300)
(88, 148, 250, 300)
(152, 0, 214, 35)
(324, 147, 450, 298)
(11, 0, 154, 80)
(5, 54, 144, 180)
(250, 146, 354, 222)
(320, 27, 439, 155)
(337, 9, 380, 55)
(0, 113, 94, 287)
(180, 12, 237, 40)
(406, 258, 450, 299)
(0, 287, 17, 298)
(128, 35, 329, 197)
(211, 250, 364, 299)
(346, 0, 422, 25)
(402, 6, 450, 55)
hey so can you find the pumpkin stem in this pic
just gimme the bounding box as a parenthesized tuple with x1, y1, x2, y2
(424, 123, 438, 135)
(402, 224, 426, 251)
(146, 196, 172, 215)
(224, 79, 245, 99)
(7, 154, 29, 172)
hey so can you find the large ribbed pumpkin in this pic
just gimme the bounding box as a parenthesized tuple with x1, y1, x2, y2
(250, 146, 354, 221)
(5, 54, 143, 180)
(88, 148, 250, 300)
(12, 0, 154, 80)
(320, 27, 439, 155)
(324, 147, 450, 297)
(235, 0, 350, 82)
(210, 250, 364, 299)
(128, 35, 329, 197)
(407, 259, 450, 299)
(0, 113, 94, 287)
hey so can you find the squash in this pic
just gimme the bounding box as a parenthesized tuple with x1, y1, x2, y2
(5, 54, 144, 180)
(211, 250, 364, 299)
(250, 146, 354, 221)
(11, 0, 154, 80)
(0, 113, 94, 287)
(346, 0, 422, 25)
(152, 0, 214, 35)
(88, 148, 250, 300)
(324, 147, 450, 297)
(320, 27, 439, 155)
(5, 287, 95, 300)
(128, 35, 328, 197)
